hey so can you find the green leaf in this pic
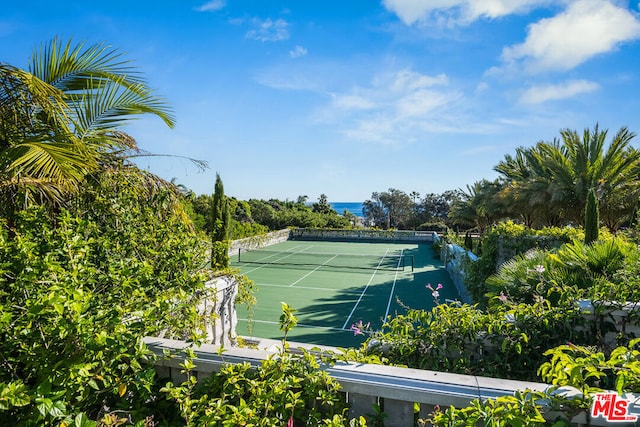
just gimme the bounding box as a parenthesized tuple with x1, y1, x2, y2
(74, 412, 97, 427)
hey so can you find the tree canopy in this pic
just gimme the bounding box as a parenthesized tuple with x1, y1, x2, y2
(0, 37, 175, 215)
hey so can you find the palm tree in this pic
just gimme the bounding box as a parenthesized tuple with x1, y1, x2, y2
(494, 144, 563, 227)
(448, 179, 505, 233)
(1, 37, 175, 215)
(496, 125, 640, 230)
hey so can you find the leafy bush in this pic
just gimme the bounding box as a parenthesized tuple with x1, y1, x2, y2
(485, 236, 635, 305)
(0, 208, 170, 425)
(427, 390, 549, 427)
(427, 339, 640, 427)
(364, 299, 590, 381)
(463, 222, 583, 305)
(0, 167, 256, 425)
(161, 348, 352, 426)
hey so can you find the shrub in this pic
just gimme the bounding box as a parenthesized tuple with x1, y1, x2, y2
(365, 300, 590, 381)
(0, 168, 256, 425)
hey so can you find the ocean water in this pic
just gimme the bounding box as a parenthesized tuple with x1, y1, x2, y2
(330, 202, 364, 217)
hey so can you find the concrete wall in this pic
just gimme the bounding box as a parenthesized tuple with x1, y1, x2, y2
(440, 241, 476, 304)
(144, 336, 627, 427)
(228, 229, 291, 256)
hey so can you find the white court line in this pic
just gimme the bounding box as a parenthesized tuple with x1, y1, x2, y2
(341, 248, 390, 330)
(240, 245, 313, 274)
(383, 249, 404, 322)
(257, 283, 363, 294)
(288, 254, 338, 287)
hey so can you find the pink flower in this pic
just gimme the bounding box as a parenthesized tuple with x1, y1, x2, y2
(287, 415, 294, 427)
(350, 320, 370, 336)
(427, 283, 443, 300)
(499, 292, 507, 303)
(427, 283, 443, 291)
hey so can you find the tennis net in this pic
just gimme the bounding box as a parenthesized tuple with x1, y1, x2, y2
(236, 248, 413, 271)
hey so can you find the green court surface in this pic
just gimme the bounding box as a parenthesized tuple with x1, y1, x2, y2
(231, 240, 456, 348)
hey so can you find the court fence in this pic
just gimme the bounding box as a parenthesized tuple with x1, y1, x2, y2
(227, 228, 440, 257)
(290, 228, 438, 243)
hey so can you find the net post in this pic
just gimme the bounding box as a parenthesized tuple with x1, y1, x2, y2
(238, 248, 241, 262)
(410, 255, 414, 272)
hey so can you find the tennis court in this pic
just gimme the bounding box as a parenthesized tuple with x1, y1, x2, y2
(232, 240, 457, 348)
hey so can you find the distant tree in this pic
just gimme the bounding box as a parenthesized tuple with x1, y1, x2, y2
(211, 173, 230, 268)
(381, 188, 414, 229)
(410, 191, 420, 204)
(248, 199, 276, 227)
(342, 209, 358, 227)
(585, 188, 599, 244)
(419, 190, 463, 224)
(363, 189, 413, 229)
(312, 193, 335, 215)
(363, 193, 386, 228)
(408, 191, 421, 229)
(448, 180, 505, 233)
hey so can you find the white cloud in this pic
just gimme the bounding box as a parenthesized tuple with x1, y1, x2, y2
(289, 45, 308, 58)
(326, 69, 463, 144)
(332, 94, 377, 110)
(245, 18, 289, 42)
(502, 0, 640, 73)
(396, 89, 454, 117)
(381, 0, 551, 26)
(519, 79, 599, 104)
(195, 0, 225, 12)
(389, 70, 448, 92)
(464, 0, 553, 21)
(476, 82, 489, 92)
(461, 145, 498, 156)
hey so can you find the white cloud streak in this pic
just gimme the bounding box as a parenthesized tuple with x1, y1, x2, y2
(502, 0, 640, 73)
(245, 18, 289, 42)
(381, 0, 552, 25)
(519, 79, 599, 104)
(289, 45, 308, 58)
(195, 0, 225, 12)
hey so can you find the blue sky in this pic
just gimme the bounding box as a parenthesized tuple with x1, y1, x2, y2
(3, 1, 640, 203)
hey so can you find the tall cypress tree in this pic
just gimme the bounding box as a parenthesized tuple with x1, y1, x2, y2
(211, 173, 230, 268)
(585, 188, 599, 244)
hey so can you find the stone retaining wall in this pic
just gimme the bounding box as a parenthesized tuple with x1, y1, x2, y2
(290, 228, 437, 243)
(228, 229, 290, 256)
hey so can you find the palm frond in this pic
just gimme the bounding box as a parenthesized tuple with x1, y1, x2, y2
(7, 138, 97, 184)
(71, 77, 174, 140)
(30, 38, 175, 128)
(0, 63, 71, 141)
